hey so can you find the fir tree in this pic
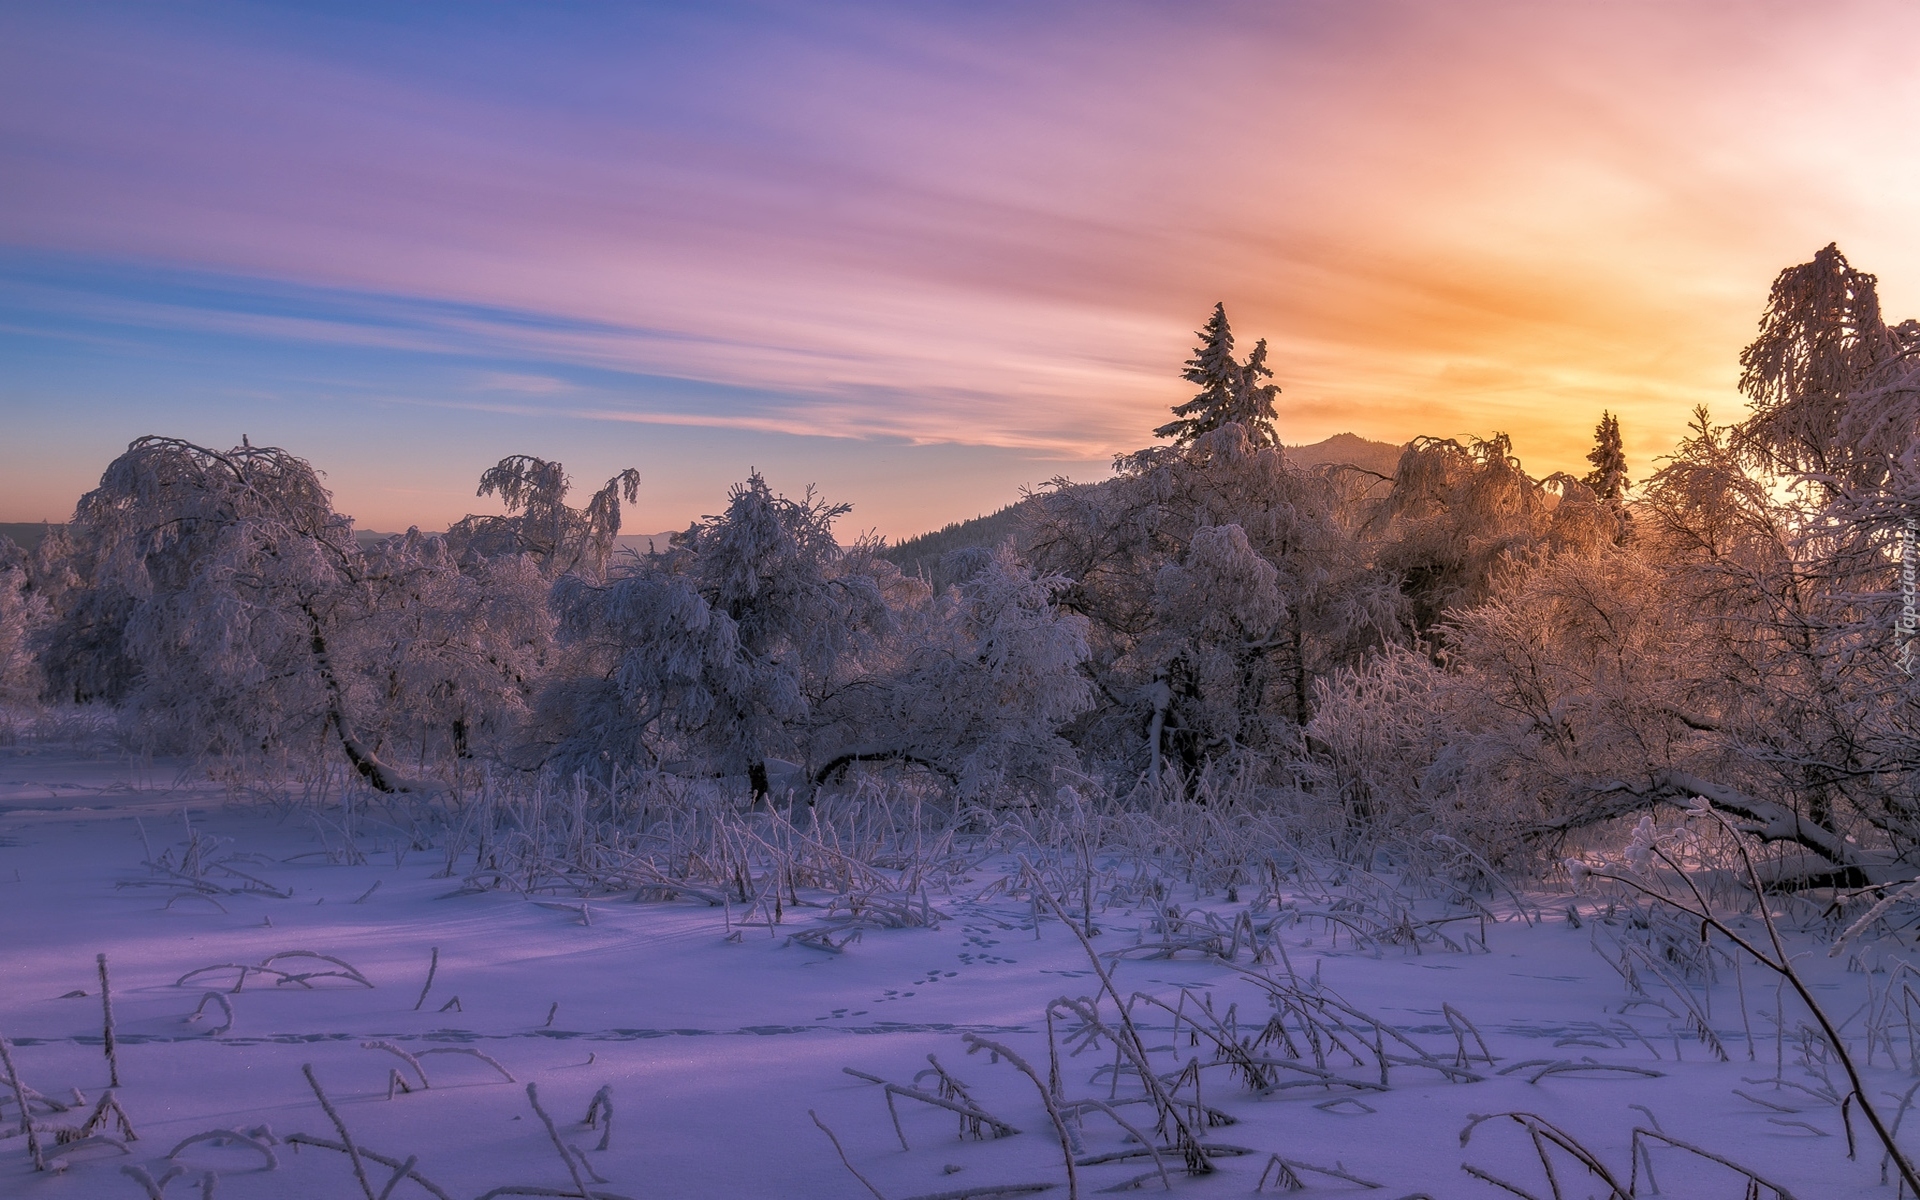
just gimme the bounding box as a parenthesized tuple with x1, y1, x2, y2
(1226, 337, 1281, 446)
(1582, 410, 1629, 502)
(1157, 303, 1280, 446)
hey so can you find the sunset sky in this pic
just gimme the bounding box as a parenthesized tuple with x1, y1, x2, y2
(4, 1, 1919, 539)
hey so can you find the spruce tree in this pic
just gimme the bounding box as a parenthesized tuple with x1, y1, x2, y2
(1156, 303, 1238, 445)
(1582, 410, 1629, 502)
(1226, 337, 1281, 446)
(1154, 303, 1280, 447)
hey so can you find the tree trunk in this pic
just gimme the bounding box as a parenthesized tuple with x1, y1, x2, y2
(1289, 608, 1309, 730)
(1552, 770, 1904, 886)
(304, 605, 403, 793)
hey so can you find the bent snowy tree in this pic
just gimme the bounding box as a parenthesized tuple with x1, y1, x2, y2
(76, 437, 416, 789)
(445, 455, 641, 581)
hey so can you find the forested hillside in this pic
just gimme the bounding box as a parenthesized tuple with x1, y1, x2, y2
(881, 433, 1402, 588)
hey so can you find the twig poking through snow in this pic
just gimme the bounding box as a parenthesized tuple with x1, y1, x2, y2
(189, 992, 234, 1036)
(842, 1067, 1021, 1147)
(98, 954, 121, 1087)
(414, 947, 439, 1011)
(567, 1145, 609, 1184)
(584, 1085, 613, 1152)
(176, 950, 372, 992)
(362, 1042, 430, 1090)
(120, 1164, 185, 1198)
(1255, 1154, 1385, 1192)
(525, 1082, 591, 1199)
(417, 1047, 514, 1082)
(260, 950, 373, 986)
(285, 1135, 457, 1200)
(810, 1109, 889, 1200)
(78, 1088, 137, 1142)
(377, 1155, 418, 1200)
(963, 1034, 1080, 1200)
(166, 1128, 279, 1169)
(302, 1063, 377, 1200)
(0, 1029, 46, 1170)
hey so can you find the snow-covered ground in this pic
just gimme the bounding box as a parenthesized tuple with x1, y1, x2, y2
(0, 748, 1898, 1198)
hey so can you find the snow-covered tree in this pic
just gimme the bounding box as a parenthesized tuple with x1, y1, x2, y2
(1369, 434, 1550, 635)
(538, 473, 911, 794)
(1313, 377, 1920, 881)
(31, 523, 139, 706)
(1154, 304, 1281, 448)
(1138, 523, 1283, 780)
(1737, 243, 1918, 491)
(446, 456, 641, 580)
(1581, 411, 1629, 503)
(816, 542, 1092, 799)
(72, 437, 560, 786)
(1224, 337, 1282, 445)
(350, 530, 554, 764)
(68, 437, 411, 784)
(1029, 422, 1395, 783)
(0, 538, 45, 708)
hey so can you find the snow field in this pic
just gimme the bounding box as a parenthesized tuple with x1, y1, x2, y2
(0, 753, 1902, 1198)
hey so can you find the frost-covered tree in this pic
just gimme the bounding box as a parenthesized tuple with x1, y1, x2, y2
(72, 436, 562, 786)
(1311, 549, 1709, 862)
(539, 473, 910, 795)
(1224, 337, 1282, 446)
(57, 439, 579, 784)
(0, 538, 46, 708)
(1029, 422, 1396, 783)
(69, 437, 412, 784)
(446, 456, 641, 580)
(1138, 523, 1283, 780)
(1369, 434, 1551, 635)
(1313, 381, 1919, 881)
(1629, 404, 1918, 872)
(30, 523, 139, 706)
(815, 543, 1092, 798)
(350, 530, 554, 763)
(1737, 243, 1918, 491)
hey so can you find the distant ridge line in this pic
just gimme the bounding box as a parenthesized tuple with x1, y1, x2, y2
(879, 433, 1404, 584)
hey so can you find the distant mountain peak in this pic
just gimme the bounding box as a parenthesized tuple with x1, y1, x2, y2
(1285, 433, 1403, 476)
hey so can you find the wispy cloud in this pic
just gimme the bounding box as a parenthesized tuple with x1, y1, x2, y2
(472, 373, 576, 396)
